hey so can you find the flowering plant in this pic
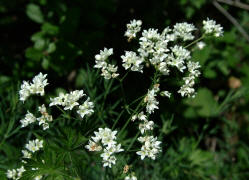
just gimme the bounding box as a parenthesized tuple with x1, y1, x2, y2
(6, 18, 223, 180)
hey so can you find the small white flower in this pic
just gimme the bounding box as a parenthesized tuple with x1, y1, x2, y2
(196, 41, 206, 49)
(86, 128, 123, 168)
(160, 90, 171, 98)
(85, 140, 102, 151)
(144, 86, 159, 114)
(178, 61, 201, 98)
(121, 51, 144, 72)
(125, 175, 137, 180)
(34, 175, 43, 180)
(6, 166, 26, 180)
(203, 18, 223, 37)
(173, 22, 196, 41)
(137, 136, 161, 160)
(37, 104, 53, 130)
(22, 150, 32, 159)
(169, 45, 190, 72)
(125, 19, 142, 40)
(94, 48, 119, 80)
(25, 139, 43, 153)
(19, 73, 48, 102)
(77, 97, 94, 118)
(139, 120, 154, 134)
(50, 90, 85, 110)
(20, 111, 36, 128)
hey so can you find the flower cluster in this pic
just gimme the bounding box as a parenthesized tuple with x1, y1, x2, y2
(7, 139, 43, 179)
(132, 111, 161, 160)
(121, 51, 144, 72)
(49, 90, 85, 110)
(77, 97, 94, 118)
(136, 136, 161, 160)
(196, 41, 206, 50)
(94, 48, 119, 79)
(19, 73, 48, 102)
(132, 111, 154, 134)
(85, 128, 123, 168)
(173, 22, 196, 41)
(144, 84, 160, 114)
(20, 111, 36, 128)
(125, 175, 137, 180)
(203, 18, 223, 37)
(6, 166, 25, 180)
(169, 45, 191, 72)
(178, 61, 201, 97)
(124, 19, 142, 40)
(37, 104, 53, 130)
(25, 139, 43, 153)
(20, 105, 53, 130)
(50, 90, 94, 119)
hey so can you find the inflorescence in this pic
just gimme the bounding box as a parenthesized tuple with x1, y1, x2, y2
(9, 17, 223, 180)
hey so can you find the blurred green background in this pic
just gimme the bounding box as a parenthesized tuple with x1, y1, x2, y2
(1, 0, 249, 179)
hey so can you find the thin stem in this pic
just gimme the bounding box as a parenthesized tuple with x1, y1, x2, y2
(112, 109, 125, 130)
(184, 35, 205, 49)
(120, 70, 130, 82)
(118, 99, 144, 137)
(127, 131, 140, 151)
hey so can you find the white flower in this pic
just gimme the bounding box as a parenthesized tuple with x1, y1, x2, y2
(86, 128, 123, 168)
(178, 61, 201, 98)
(169, 45, 190, 72)
(19, 73, 48, 102)
(22, 150, 32, 159)
(160, 90, 171, 98)
(101, 64, 119, 79)
(64, 90, 85, 110)
(203, 18, 223, 37)
(50, 90, 85, 110)
(121, 51, 144, 72)
(139, 120, 154, 134)
(125, 175, 137, 180)
(137, 136, 161, 160)
(196, 41, 206, 49)
(125, 19, 142, 40)
(85, 140, 102, 151)
(144, 85, 160, 114)
(94, 48, 119, 79)
(77, 97, 94, 118)
(6, 166, 26, 180)
(25, 139, 43, 153)
(102, 155, 116, 168)
(6, 169, 17, 179)
(49, 92, 66, 106)
(19, 81, 31, 102)
(29, 73, 48, 96)
(37, 104, 53, 130)
(173, 22, 196, 41)
(94, 48, 113, 65)
(20, 111, 36, 128)
(34, 175, 43, 180)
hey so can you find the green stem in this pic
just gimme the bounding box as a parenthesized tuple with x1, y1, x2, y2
(118, 99, 144, 137)
(127, 131, 140, 151)
(184, 35, 205, 49)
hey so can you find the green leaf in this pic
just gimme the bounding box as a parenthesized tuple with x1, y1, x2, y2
(203, 68, 217, 79)
(47, 43, 56, 53)
(26, 3, 44, 23)
(25, 47, 43, 61)
(34, 38, 46, 50)
(42, 57, 49, 70)
(185, 88, 218, 117)
(42, 23, 59, 35)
